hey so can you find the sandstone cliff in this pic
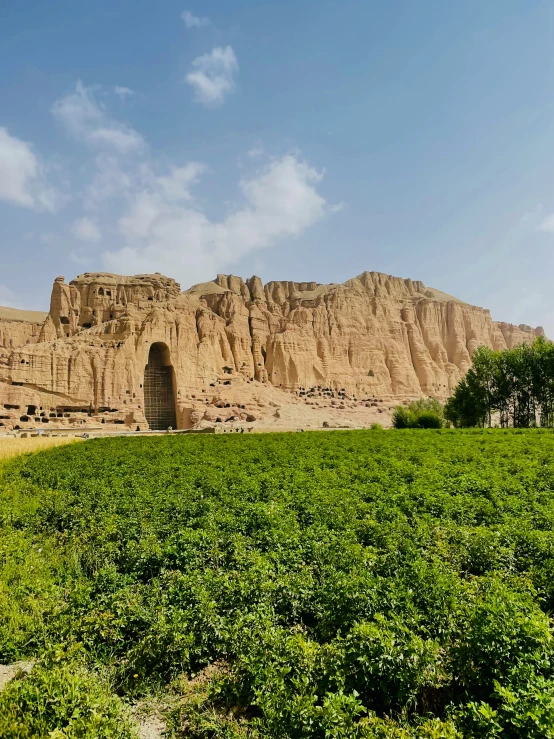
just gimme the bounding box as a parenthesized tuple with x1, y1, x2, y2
(0, 307, 47, 352)
(0, 271, 544, 431)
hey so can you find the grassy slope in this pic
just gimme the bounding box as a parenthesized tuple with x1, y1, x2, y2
(2, 430, 554, 736)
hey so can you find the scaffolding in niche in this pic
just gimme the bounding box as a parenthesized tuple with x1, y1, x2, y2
(143, 343, 177, 430)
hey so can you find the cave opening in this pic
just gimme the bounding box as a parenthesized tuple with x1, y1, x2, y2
(143, 343, 177, 431)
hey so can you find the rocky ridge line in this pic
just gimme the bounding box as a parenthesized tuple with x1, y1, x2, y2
(0, 270, 543, 431)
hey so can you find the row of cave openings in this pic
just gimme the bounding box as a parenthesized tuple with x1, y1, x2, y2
(95, 286, 154, 303)
(4, 343, 177, 432)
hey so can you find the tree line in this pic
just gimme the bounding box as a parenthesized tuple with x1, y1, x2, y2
(445, 336, 554, 428)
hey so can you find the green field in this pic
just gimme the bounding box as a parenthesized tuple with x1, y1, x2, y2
(2, 430, 554, 737)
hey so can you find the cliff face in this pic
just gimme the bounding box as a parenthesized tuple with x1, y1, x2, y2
(0, 270, 544, 431)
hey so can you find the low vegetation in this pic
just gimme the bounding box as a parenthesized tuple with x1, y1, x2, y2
(2, 430, 554, 736)
(0, 655, 133, 738)
(392, 397, 445, 429)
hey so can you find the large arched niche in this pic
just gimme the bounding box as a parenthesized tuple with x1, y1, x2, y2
(143, 342, 177, 430)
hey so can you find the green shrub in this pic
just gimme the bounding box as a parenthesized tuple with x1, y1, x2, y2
(0, 661, 133, 738)
(455, 668, 554, 738)
(415, 412, 442, 429)
(452, 577, 553, 698)
(407, 397, 445, 419)
(392, 399, 444, 429)
(340, 618, 442, 713)
(392, 407, 413, 428)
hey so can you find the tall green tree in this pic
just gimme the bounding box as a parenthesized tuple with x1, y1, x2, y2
(445, 376, 486, 428)
(531, 336, 554, 427)
(471, 346, 497, 427)
(445, 337, 554, 428)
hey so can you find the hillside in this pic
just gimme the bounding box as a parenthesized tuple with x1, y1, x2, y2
(0, 270, 544, 432)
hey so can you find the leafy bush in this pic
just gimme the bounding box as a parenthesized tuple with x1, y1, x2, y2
(392, 407, 413, 428)
(0, 660, 133, 738)
(392, 398, 445, 428)
(407, 397, 445, 419)
(415, 412, 442, 429)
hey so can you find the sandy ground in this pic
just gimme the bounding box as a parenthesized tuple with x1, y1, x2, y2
(0, 306, 47, 323)
(135, 714, 166, 739)
(0, 661, 34, 693)
(193, 378, 397, 432)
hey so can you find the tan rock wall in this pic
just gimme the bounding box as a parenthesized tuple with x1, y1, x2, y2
(0, 319, 43, 352)
(0, 270, 545, 431)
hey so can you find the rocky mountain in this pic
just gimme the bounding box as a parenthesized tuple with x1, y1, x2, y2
(0, 271, 544, 431)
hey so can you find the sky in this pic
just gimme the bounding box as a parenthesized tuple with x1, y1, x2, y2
(2, 1, 554, 335)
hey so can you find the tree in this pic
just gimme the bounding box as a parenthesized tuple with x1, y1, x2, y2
(470, 347, 497, 427)
(445, 337, 554, 428)
(531, 336, 554, 427)
(445, 377, 486, 428)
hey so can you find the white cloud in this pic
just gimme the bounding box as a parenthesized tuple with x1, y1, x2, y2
(537, 213, 554, 233)
(156, 162, 206, 201)
(46, 82, 335, 286)
(85, 154, 134, 208)
(71, 216, 101, 242)
(181, 10, 210, 28)
(114, 86, 134, 99)
(330, 201, 346, 213)
(84, 157, 205, 214)
(186, 46, 238, 106)
(104, 154, 328, 285)
(0, 128, 36, 207)
(0, 127, 61, 212)
(52, 81, 144, 153)
(247, 144, 265, 159)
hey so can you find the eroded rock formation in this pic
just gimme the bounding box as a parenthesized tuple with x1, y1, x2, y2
(0, 270, 544, 431)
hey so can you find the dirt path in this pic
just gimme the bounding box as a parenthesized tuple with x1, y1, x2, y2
(0, 661, 34, 692)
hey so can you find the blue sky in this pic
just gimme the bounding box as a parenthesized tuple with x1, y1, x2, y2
(2, 1, 554, 335)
